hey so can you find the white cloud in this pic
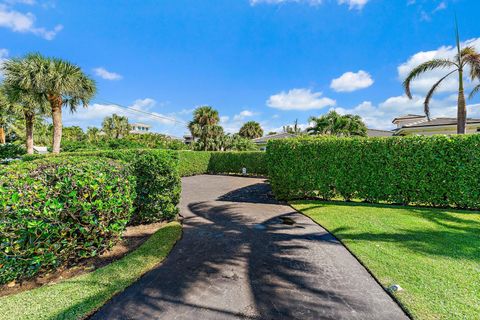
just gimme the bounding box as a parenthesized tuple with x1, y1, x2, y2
(250, 0, 369, 9)
(337, 0, 369, 10)
(433, 1, 447, 13)
(233, 110, 256, 121)
(267, 88, 336, 111)
(330, 70, 374, 92)
(398, 38, 480, 95)
(93, 67, 123, 80)
(0, 3, 62, 40)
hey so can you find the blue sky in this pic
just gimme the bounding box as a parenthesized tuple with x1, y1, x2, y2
(1, 0, 479, 136)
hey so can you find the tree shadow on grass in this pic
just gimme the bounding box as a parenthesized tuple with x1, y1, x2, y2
(297, 200, 480, 262)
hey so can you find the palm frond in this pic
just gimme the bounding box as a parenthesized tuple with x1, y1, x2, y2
(423, 70, 456, 119)
(469, 84, 480, 100)
(403, 59, 457, 98)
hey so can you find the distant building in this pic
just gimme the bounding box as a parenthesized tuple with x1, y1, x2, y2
(130, 123, 151, 134)
(183, 135, 195, 145)
(252, 132, 296, 150)
(392, 114, 480, 136)
(367, 129, 393, 137)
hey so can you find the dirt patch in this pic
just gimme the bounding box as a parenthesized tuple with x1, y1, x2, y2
(0, 222, 165, 298)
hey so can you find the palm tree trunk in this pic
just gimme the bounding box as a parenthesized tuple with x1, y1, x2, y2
(49, 94, 63, 153)
(457, 69, 467, 134)
(0, 127, 5, 144)
(25, 112, 34, 155)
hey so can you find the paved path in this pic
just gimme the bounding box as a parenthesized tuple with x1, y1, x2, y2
(92, 175, 408, 320)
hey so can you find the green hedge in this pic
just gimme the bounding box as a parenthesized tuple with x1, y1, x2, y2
(177, 151, 267, 176)
(22, 149, 180, 223)
(0, 143, 25, 161)
(0, 157, 135, 284)
(267, 135, 480, 208)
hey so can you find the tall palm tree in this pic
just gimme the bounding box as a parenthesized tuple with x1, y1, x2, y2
(239, 121, 263, 139)
(2, 53, 96, 153)
(102, 114, 130, 139)
(2, 85, 49, 154)
(307, 110, 367, 137)
(188, 106, 223, 151)
(86, 127, 101, 143)
(403, 25, 480, 134)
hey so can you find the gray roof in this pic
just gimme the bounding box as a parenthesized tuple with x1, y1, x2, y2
(400, 117, 480, 129)
(252, 132, 296, 143)
(392, 114, 426, 123)
(367, 129, 394, 137)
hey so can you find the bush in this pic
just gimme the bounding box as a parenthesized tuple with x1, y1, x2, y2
(0, 157, 135, 284)
(267, 135, 480, 208)
(22, 149, 181, 224)
(0, 143, 25, 160)
(208, 152, 267, 175)
(177, 151, 211, 176)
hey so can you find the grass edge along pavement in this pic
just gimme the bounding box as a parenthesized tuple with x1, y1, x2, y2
(0, 221, 182, 320)
(291, 200, 480, 320)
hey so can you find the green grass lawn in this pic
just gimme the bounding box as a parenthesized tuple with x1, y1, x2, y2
(0, 221, 182, 320)
(291, 201, 480, 320)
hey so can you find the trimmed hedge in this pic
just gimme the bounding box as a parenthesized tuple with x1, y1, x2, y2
(23, 149, 181, 223)
(267, 135, 480, 208)
(0, 157, 135, 284)
(0, 143, 25, 161)
(208, 152, 267, 175)
(177, 151, 211, 176)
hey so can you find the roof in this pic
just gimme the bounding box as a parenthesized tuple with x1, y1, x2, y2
(252, 132, 296, 144)
(130, 122, 151, 127)
(367, 129, 394, 137)
(400, 117, 480, 129)
(392, 114, 426, 124)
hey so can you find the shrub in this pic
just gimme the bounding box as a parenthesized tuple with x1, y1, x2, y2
(267, 135, 480, 208)
(177, 151, 211, 176)
(22, 149, 181, 223)
(208, 152, 267, 175)
(0, 157, 135, 284)
(0, 143, 25, 160)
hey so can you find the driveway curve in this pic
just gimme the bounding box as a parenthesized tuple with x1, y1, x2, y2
(92, 175, 408, 320)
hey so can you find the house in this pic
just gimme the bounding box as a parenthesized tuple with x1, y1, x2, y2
(130, 123, 151, 134)
(392, 114, 480, 136)
(252, 132, 296, 150)
(367, 129, 393, 137)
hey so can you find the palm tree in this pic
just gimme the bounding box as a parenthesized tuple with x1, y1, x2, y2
(308, 110, 367, 137)
(2, 85, 49, 154)
(102, 114, 130, 139)
(283, 119, 302, 134)
(2, 53, 96, 153)
(239, 121, 263, 139)
(188, 106, 223, 151)
(403, 25, 480, 134)
(86, 127, 101, 143)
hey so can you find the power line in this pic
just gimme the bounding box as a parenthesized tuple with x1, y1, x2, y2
(96, 98, 188, 126)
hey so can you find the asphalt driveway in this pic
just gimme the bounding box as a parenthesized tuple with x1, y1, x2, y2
(92, 175, 408, 320)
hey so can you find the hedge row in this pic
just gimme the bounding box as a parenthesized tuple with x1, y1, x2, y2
(0, 157, 135, 284)
(177, 151, 267, 176)
(267, 135, 480, 208)
(24, 149, 181, 223)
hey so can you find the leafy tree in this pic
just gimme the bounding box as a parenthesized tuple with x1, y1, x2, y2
(102, 114, 130, 139)
(239, 121, 263, 139)
(2, 84, 49, 154)
(267, 131, 277, 135)
(283, 119, 302, 134)
(188, 106, 223, 151)
(2, 53, 96, 153)
(86, 127, 102, 143)
(307, 110, 367, 137)
(63, 126, 85, 142)
(0, 87, 13, 144)
(403, 25, 480, 134)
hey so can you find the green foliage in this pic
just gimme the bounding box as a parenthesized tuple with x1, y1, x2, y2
(0, 157, 135, 284)
(239, 121, 263, 139)
(22, 149, 181, 223)
(102, 114, 130, 139)
(267, 135, 480, 208)
(0, 143, 25, 160)
(177, 150, 266, 176)
(208, 152, 267, 175)
(177, 151, 212, 176)
(308, 110, 367, 137)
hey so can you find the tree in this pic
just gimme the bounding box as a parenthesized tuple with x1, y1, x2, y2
(2, 84, 49, 154)
(239, 121, 263, 139)
(283, 119, 302, 134)
(188, 106, 223, 151)
(102, 114, 130, 139)
(63, 126, 85, 142)
(403, 24, 480, 134)
(0, 87, 13, 144)
(2, 53, 96, 153)
(307, 110, 367, 137)
(86, 127, 102, 143)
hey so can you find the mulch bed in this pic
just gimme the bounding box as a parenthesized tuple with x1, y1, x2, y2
(0, 222, 165, 297)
